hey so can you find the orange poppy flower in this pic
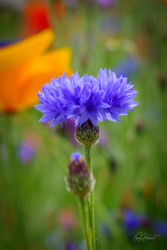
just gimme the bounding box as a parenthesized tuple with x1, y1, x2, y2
(0, 29, 73, 113)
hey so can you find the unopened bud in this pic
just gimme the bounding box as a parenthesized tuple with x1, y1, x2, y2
(66, 152, 95, 198)
(75, 119, 100, 146)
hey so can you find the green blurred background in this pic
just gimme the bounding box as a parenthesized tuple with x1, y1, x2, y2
(0, 0, 167, 249)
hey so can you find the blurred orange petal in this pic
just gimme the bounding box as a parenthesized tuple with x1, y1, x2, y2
(18, 48, 72, 79)
(0, 30, 73, 112)
(14, 48, 73, 110)
(16, 68, 73, 111)
(0, 29, 54, 71)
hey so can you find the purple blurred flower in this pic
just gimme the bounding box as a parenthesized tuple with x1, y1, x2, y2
(153, 221, 167, 237)
(86, 0, 115, 7)
(0, 39, 21, 48)
(123, 210, 146, 231)
(0, 40, 14, 48)
(99, 130, 108, 147)
(19, 143, 36, 163)
(18, 133, 39, 164)
(114, 56, 139, 78)
(35, 69, 138, 128)
(63, 241, 78, 250)
(97, 0, 114, 8)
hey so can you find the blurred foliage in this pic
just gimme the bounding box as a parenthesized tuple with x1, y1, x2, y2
(0, 0, 167, 249)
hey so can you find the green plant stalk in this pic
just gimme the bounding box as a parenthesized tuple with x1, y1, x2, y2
(3, 114, 28, 249)
(79, 198, 91, 250)
(85, 146, 96, 250)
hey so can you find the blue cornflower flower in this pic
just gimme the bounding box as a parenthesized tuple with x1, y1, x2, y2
(35, 68, 138, 127)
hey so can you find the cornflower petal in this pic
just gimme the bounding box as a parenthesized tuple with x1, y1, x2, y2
(35, 69, 138, 127)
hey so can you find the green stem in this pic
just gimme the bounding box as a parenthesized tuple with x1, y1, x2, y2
(79, 198, 91, 250)
(85, 146, 96, 250)
(3, 114, 28, 249)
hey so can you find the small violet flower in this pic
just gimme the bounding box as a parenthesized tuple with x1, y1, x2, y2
(114, 56, 139, 78)
(123, 210, 143, 231)
(97, 0, 115, 8)
(35, 68, 138, 127)
(18, 134, 39, 164)
(19, 142, 36, 164)
(152, 221, 167, 237)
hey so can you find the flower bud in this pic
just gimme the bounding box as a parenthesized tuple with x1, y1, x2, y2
(75, 119, 100, 146)
(66, 152, 95, 198)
